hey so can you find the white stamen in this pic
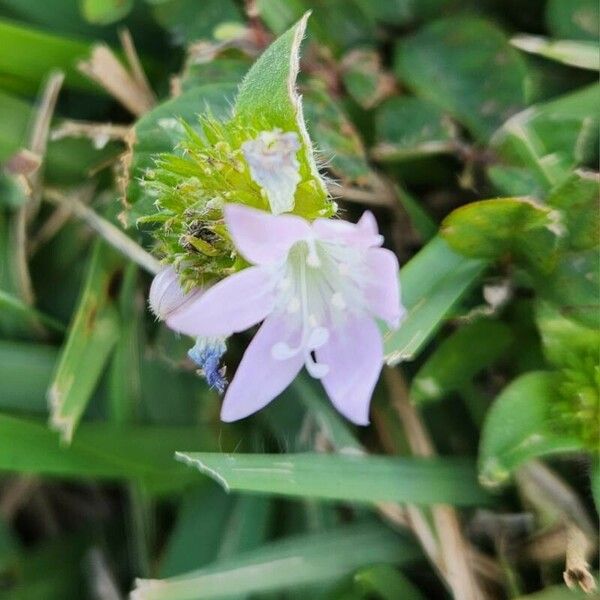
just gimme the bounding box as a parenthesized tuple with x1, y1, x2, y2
(331, 293, 346, 310)
(306, 359, 329, 378)
(307, 326, 329, 349)
(271, 342, 296, 361)
(270, 237, 368, 381)
(306, 251, 320, 267)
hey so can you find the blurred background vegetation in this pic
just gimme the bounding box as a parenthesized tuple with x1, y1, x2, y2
(0, 0, 598, 599)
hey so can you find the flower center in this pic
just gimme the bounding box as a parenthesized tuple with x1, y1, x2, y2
(270, 239, 367, 378)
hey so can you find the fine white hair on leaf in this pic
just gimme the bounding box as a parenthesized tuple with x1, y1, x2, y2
(242, 129, 302, 214)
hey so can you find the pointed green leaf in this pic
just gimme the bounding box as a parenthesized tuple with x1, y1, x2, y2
(491, 84, 599, 191)
(234, 12, 328, 203)
(511, 36, 599, 71)
(176, 452, 489, 506)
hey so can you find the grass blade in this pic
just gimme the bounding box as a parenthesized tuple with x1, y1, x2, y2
(0, 414, 215, 493)
(175, 452, 489, 506)
(133, 522, 420, 600)
(384, 237, 486, 365)
(48, 240, 122, 443)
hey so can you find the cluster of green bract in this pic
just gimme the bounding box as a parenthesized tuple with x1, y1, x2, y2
(139, 114, 335, 290)
(553, 354, 600, 451)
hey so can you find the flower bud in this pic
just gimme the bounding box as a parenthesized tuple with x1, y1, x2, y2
(149, 266, 202, 320)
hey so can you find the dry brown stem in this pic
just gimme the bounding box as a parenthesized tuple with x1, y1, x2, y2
(44, 187, 160, 275)
(78, 33, 155, 116)
(385, 367, 488, 600)
(563, 525, 597, 593)
(51, 120, 131, 148)
(516, 461, 597, 593)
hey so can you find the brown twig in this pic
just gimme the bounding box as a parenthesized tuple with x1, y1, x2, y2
(564, 525, 597, 593)
(43, 187, 160, 275)
(78, 34, 155, 116)
(516, 460, 597, 593)
(385, 367, 489, 600)
(51, 120, 131, 149)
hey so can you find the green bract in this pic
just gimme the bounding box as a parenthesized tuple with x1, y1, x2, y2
(133, 13, 334, 289)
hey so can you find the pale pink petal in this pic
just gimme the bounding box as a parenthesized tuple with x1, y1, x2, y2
(224, 204, 311, 265)
(365, 248, 404, 328)
(312, 211, 383, 248)
(357, 211, 379, 236)
(167, 266, 274, 337)
(316, 316, 383, 425)
(221, 316, 304, 421)
(148, 266, 203, 320)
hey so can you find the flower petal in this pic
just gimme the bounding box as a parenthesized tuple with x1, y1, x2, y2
(224, 204, 311, 265)
(221, 316, 304, 422)
(167, 266, 275, 337)
(316, 316, 383, 425)
(312, 211, 383, 248)
(365, 248, 405, 328)
(148, 266, 202, 320)
(241, 130, 301, 215)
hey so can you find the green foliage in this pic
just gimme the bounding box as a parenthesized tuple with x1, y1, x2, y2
(131, 16, 334, 289)
(373, 96, 456, 162)
(395, 17, 528, 141)
(177, 452, 489, 506)
(80, 0, 134, 25)
(384, 237, 487, 364)
(48, 240, 122, 443)
(133, 522, 420, 600)
(0, 1, 598, 597)
(479, 372, 584, 487)
(411, 318, 512, 404)
(442, 197, 564, 273)
(546, 0, 599, 41)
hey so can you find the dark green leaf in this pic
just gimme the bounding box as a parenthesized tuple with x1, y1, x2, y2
(151, 0, 241, 45)
(546, 0, 599, 41)
(411, 318, 513, 404)
(395, 17, 528, 141)
(441, 197, 564, 273)
(372, 97, 456, 162)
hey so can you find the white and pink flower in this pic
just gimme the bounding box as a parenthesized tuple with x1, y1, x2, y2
(156, 205, 404, 425)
